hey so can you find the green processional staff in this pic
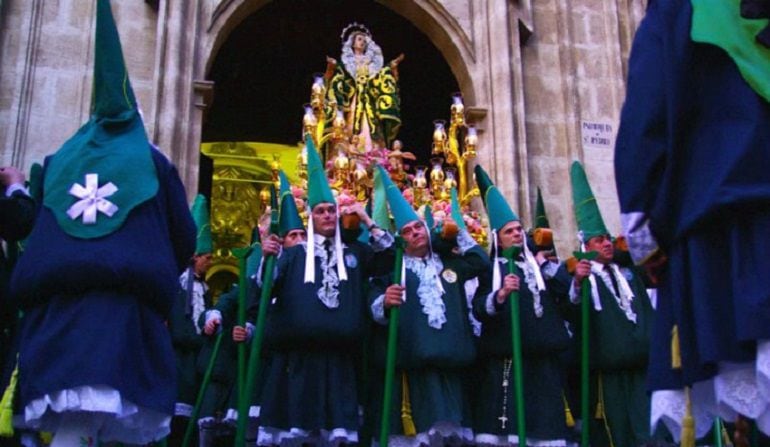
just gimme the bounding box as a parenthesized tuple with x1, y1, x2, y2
(235, 185, 280, 446)
(182, 198, 269, 447)
(569, 161, 654, 447)
(474, 165, 527, 444)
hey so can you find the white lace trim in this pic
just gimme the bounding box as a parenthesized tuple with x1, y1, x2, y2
(315, 236, 341, 309)
(371, 294, 388, 325)
(516, 258, 544, 318)
(179, 268, 207, 334)
(475, 433, 567, 447)
(257, 425, 357, 446)
(651, 340, 770, 439)
(588, 261, 636, 323)
(174, 402, 193, 417)
(223, 406, 261, 424)
(493, 257, 544, 319)
(465, 277, 482, 337)
(373, 421, 472, 447)
(21, 385, 170, 444)
(341, 33, 384, 79)
(405, 253, 447, 329)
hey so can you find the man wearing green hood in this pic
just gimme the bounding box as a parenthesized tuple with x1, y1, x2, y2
(8, 1, 196, 444)
(470, 165, 573, 446)
(368, 164, 489, 446)
(256, 137, 393, 446)
(567, 161, 654, 447)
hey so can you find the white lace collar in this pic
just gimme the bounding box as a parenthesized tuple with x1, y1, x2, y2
(404, 253, 447, 329)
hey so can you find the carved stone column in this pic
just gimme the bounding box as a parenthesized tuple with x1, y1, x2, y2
(151, 0, 205, 199)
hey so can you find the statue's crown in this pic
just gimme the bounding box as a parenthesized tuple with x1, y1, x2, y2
(340, 22, 371, 44)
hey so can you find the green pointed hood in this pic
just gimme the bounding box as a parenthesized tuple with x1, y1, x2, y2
(375, 164, 418, 231)
(278, 170, 304, 236)
(474, 164, 518, 231)
(423, 205, 435, 230)
(305, 135, 335, 209)
(450, 187, 468, 231)
(245, 226, 263, 279)
(533, 187, 551, 229)
(691, 0, 770, 103)
(570, 161, 609, 242)
(42, 0, 157, 239)
(371, 166, 391, 230)
(191, 194, 213, 255)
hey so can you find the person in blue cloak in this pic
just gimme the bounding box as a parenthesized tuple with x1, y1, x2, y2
(7, 1, 196, 444)
(614, 0, 770, 441)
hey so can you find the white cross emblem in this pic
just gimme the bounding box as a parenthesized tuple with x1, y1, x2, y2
(66, 173, 119, 225)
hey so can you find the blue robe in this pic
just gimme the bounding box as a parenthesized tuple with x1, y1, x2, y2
(9, 148, 195, 429)
(614, 0, 770, 391)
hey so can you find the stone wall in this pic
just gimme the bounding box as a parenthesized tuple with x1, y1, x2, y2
(0, 0, 648, 253)
(522, 0, 646, 251)
(0, 0, 158, 168)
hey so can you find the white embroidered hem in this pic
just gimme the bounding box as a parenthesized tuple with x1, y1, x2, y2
(651, 340, 770, 440)
(258, 425, 358, 446)
(373, 422, 473, 447)
(175, 402, 193, 417)
(223, 405, 261, 424)
(475, 433, 567, 447)
(21, 385, 170, 444)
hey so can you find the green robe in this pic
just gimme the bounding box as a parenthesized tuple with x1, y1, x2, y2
(573, 264, 655, 447)
(471, 257, 573, 442)
(367, 241, 490, 437)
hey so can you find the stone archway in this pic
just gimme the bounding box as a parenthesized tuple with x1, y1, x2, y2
(150, 0, 529, 218)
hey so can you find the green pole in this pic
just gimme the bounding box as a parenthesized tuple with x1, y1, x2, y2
(181, 330, 224, 447)
(379, 237, 404, 447)
(235, 186, 279, 446)
(580, 279, 591, 447)
(235, 249, 249, 415)
(502, 246, 525, 444)
(714, 418, 724, 447)
(574, 250, 597, 447)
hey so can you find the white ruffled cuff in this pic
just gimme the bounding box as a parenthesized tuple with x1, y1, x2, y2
(371, 294, 388, 325)
(5, 183, 29, 198)
(371, 230, 395, 252)
(457, 229, 477, 255)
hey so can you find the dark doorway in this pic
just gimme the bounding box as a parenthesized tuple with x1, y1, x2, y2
(200, 0, 460, 193)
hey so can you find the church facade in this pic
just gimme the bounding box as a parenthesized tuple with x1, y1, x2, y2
(0, 0, 647, 253)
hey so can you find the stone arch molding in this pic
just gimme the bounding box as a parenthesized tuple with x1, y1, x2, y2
(158, 0, 508, 198)
(200, 0, 481, 106)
